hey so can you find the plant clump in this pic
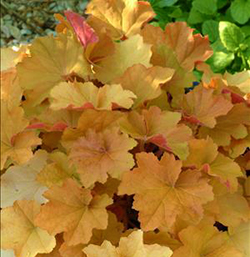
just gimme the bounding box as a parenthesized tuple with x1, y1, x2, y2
(1, 1, 250, 257)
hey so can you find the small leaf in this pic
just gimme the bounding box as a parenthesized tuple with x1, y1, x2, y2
(202, 20, 219, 42)
(192, 0, 217, 15)
(188, 7, 208, 24)
(208, 51, 235, 72)
(219, 21, 245, 52)
(156, 0, 178, 8)
(230, 0, 250, 24)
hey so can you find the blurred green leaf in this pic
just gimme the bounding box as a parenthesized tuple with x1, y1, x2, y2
(230, 0, 250, 24)
(188, 7, 208, 24)
(208, 51, 234, 72)
(202, 20, 219, 42)
(192, 0, 217, 15)
(219, 21, 245, 52)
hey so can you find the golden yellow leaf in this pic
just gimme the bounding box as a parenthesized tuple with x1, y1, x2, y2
(228, 221, 250, 257)
(1, 68, 22, 109)
(144, 231, 181, 251)
(114, 64, 174, 108)
(172, 222, 243, 257)
(50, 81, 136, 110)
(36, 151, 79, 188)
(17, 32, 91, 107)
(1, 200, 56, 257)
(86, 0, 154, 39)
(184, 138, 242, 192)
(37, 234, 64, 257)
(204, 179, 249, 227)
(1, 102, 41, 169)
(1, 46, 28, 71)
(93, 34, 152, 83)
(83, 230, 172, 257)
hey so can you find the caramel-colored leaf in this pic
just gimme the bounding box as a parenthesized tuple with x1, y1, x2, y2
(199, 103, 250, 146)
(35, 179, 112, 246)
(182, 85, 233, 128)
(69, 127, 137, 187)
(1, 200, 56, 257)
(119, 106, 191, 160)
(118, 152, 213, 230)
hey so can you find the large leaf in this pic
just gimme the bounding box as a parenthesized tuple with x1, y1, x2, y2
(118, 152, 213, 230)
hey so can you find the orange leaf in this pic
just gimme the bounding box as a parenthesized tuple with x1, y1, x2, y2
(141, 22, 212, 106)
(119, 106, 191, 159)
(118, 152, 213, 230)
(35, 179, 112, 246)
(68, 127, 137, 187)
(182, 85, 233, 128)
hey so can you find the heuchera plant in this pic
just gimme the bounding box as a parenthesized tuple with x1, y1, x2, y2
(1, 0, 250, 257)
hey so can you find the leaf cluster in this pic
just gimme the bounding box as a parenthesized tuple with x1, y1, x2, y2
(1, 1, 250, 257)
(148, 0, 250, 73)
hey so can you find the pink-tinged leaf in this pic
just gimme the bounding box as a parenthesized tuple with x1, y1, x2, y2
(27, 122, 68, 132)
(64, 10, 98, 48)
